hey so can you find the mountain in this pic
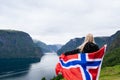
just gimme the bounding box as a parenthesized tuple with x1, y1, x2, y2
(107, 31, 120, 51)
(102, 31, 120, 67)
(33, 40, 63, 53)
(0, 30, 43, 58)
(33, 40, 52, 53)
(102, 47, 120, 67)
(57, 38, 84, 55)
(48, 44, 62, 52)
(57, 30, 120, 55)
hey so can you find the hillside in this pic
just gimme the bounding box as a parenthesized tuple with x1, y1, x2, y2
(102, 31, 120, 67)
(57, 38, 84, 55)
(100, 65, 120, 80)
(107, 31, 120, 51)
(34, 40, 63, 53)
(102, 47, 120, 67)
(48, 44, 62, 52)
(33, 40, 52, 53)
(0, 30, 43, 58)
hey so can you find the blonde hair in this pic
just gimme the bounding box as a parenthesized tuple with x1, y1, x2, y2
(78, 33, 95, 52)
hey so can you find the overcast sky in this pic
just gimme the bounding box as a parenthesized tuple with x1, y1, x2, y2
(0, 0, 120, 44)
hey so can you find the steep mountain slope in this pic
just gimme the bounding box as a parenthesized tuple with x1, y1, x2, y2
(102, 31, 120, 67)
(48, 44, 62, 52)
(102, 47, 120, 67)
(107, 31, 120, 51)
(0, 30, 42, 58)
(57, 38, 84, 55)
(34, 40, 63, 53)
(34, 40, 52, 53)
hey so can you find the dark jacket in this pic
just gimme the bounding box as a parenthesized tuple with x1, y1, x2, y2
(64, 42, 99, 56)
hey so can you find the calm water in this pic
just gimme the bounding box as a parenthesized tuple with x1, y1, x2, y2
(0, 53, 59, 80)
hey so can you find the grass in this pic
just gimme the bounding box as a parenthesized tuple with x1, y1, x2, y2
(99, 65, 120, 80)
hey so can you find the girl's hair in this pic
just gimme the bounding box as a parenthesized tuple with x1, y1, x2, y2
(78, 33, 95, 52)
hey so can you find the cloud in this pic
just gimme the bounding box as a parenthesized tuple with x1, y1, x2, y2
(0, 0, 120, 44)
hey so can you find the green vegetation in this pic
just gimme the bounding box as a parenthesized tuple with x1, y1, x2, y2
(41, 74, 64, 80)
(51, 74, 65, 80)
(41, 74, 65, 80)
(99, 65, 120, 80)
(99, 47, 120, 80)
(41, 77, 46, 80)
(102, 47, 120, 67)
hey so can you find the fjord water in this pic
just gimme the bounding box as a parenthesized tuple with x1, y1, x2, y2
(0, 53, 59, 80)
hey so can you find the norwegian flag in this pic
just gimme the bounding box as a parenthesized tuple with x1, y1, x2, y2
(56, 45, 107, 80)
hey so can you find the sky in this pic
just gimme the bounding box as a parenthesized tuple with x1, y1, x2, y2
(0, 0, 120, 45)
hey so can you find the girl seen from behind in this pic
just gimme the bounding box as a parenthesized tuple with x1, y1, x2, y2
(64, 33, 99, 56)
